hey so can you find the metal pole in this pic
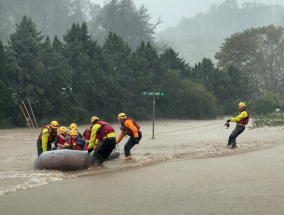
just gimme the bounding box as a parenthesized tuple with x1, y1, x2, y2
(152, 86, 155, 139)
(27, 98, 38, 128)
(22, 101, 35, 128)
(20, 105, 31, 128)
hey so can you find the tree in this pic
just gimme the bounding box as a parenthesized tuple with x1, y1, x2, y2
(63, 23, 132, 121)
(1, 15, 228, 128)
(159, 70, 222, 119)
(7, 16, 54, 118)
(191, 58, 216, 91)
(90, 0, 161, 49)
(215, 25, 284, 96)
(0, 41, 14, 127)
(160, 48, 190, 78)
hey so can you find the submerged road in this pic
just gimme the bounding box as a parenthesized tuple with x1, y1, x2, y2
(1, 142, 284, 215)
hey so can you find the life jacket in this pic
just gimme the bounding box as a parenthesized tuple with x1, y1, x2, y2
(58, 134, 69, 145)
(95, 121, 115, 141)
(237, 111, 249, 125)
(38, 125, 57, 143)
(66, 136, 81, 150)
(83, 126, 92, 141)
(121, 118, 140, 136)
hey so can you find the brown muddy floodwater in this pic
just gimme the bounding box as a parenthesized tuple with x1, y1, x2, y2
(0, 119, 278, 195)
(0, 119, 283, 214)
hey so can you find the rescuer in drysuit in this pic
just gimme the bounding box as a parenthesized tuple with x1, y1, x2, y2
(37, 121, 59, 156)
(69, 123, 82, 138)
(226, 102, 249, 149)
(116, 113, 142, 157)
(55, 126, 69, 150)
(63, 129, 83, 150)
(87, 116, 116, 167)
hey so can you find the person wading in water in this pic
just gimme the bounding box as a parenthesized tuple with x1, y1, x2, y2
(37, 121, 59, 156)
(116, 113, 142, 157)
(226, 102, 249, 149)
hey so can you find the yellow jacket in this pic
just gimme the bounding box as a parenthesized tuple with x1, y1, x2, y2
(41, 127, 58, 152)
(230, 111, 248, 126)
(88, 124, 116, 150)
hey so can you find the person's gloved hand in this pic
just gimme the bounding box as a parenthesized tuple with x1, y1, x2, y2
(88, 148, 94, 153)
(225, 121, 230, 128)
(134, 138, 140, 144)
(226, 119, 231, 123)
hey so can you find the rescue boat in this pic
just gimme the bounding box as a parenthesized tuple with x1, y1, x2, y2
(34, 146, 120, 171)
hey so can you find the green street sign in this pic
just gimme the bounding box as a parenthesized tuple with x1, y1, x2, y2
(142, 92, 166, 96)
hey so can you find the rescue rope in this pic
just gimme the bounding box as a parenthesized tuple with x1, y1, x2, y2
(145, 122, 224, 137)
(160, 125, 224, 136)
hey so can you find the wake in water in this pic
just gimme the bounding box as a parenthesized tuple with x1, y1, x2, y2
(0, 170, 63, 195)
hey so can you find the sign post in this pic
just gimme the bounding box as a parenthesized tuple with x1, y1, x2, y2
(142, 89, 166, 139)
(152, 86, 155, 139)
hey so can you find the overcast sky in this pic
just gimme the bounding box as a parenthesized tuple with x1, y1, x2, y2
(92, 0, 284, 31)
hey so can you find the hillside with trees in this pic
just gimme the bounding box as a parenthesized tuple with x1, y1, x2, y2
(157, 0, 284, 65)
(0, 16, 225, 128)
(1, 0, 284, 128)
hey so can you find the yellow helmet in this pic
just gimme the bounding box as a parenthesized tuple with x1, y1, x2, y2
(59, 126, 67, 134)
(238, 102, 246, 108)
(117, 113, 127, 120)
(70, 129, 78, 136)
(91, 116, 99, 123)
(50, 121, 59, 128)
(70, 123, 77, 130)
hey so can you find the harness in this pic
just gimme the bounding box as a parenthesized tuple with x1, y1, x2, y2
(237, 111, 250, 126)
(95, 121, 115, 141)
(38, 125, 57, 143)
(121, 118, 140, 136)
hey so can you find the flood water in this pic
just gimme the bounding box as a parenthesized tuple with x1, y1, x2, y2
(0, 119, 280, 195)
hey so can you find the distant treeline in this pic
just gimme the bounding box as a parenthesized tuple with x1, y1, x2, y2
(0, 0, 161, 50)
(2, 0, 284, 66)
(158, 0, 284, 64)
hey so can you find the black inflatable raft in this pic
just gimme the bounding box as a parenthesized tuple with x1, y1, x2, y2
(34, 146, 120, 171)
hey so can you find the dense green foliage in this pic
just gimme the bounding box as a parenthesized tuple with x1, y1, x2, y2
(251, 114, 284, 128)
(216, 25, 284, 96)
(247, 93, 284, 116)
(0, 16, 226, 127)
(0, 41, 17, 128)
(237, 93, 284, 128)
(2, 0, 284, 128)
(188, 59, 251, 114)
